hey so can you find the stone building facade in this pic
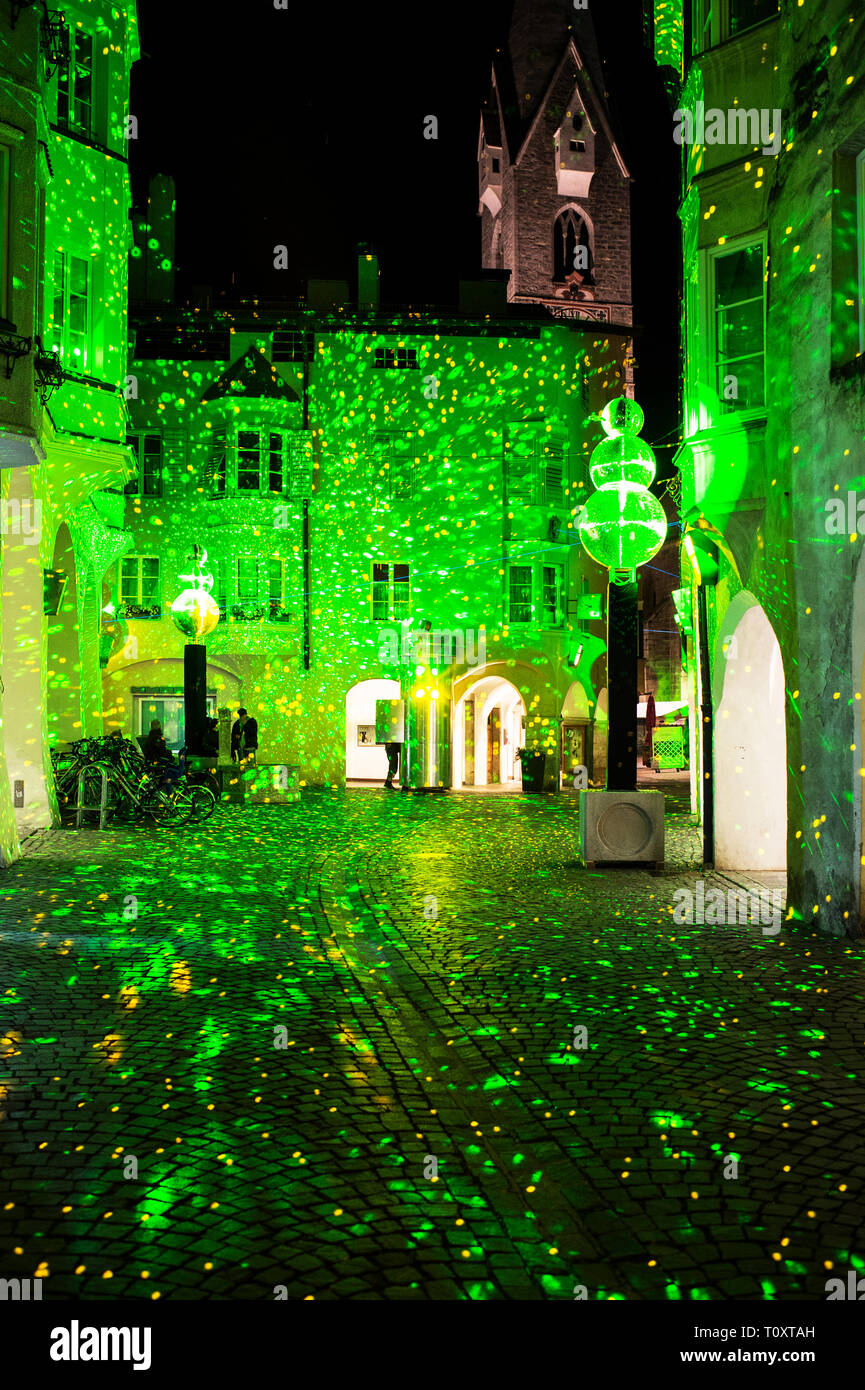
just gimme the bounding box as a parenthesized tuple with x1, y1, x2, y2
(0, 1, 138, 862)
(650, 0, 865, 933)
(479, 0, 633, 330)
(105, 211, 633, 791)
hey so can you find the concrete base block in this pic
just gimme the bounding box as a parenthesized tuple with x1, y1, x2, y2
(221, 763, 301, 805)
(578, 789, 665, 865)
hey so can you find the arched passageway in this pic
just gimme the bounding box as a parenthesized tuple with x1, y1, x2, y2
(454, 674, 526, 790)
(714, 598, 787, 871)
(346, 678, 400, 784)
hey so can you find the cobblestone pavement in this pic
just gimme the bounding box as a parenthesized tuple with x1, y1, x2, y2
(0, 790, 862, 1301)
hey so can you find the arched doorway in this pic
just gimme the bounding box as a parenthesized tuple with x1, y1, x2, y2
(454, 675, 526, 790)
(713, 596, 787, 870)
(346, 678, 400, 785)
(561, 679, 591, 787)
(46, 523, 81, 747)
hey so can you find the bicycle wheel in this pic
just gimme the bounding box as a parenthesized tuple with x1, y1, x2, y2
(141, 787, 184, 826)
(186, 785, 216, 822)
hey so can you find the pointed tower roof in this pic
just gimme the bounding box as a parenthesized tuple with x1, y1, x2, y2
(200, 347, 300, 404)
(505, 0, 606, 128)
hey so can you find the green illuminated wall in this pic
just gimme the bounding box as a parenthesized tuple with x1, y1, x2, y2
(109, 312, 628, 786)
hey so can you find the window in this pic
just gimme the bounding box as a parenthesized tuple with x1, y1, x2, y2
(372, 434, 414, 502)
(508, 563, 564, 627)
(210, 428, 297, 494)
(268, 558, 291, 620)
(492, 157, 500, 173)
(693, 0, 778, 50)
(505, 431, 569, 505)
(213, 558, 227, 617)
(729, 0, 779, 37)
(508, 566, 533, 624)
(272, 330, 314, 362)
(371, 562, 410, 621)
(120, 557, 160, 617)
(542, 566, 564, 626)
(125, 434, 162, 496)
(236, 556, 258, 611)
(372, 346, 418, 370)
(542, 443, 566, 505)
(268, 433, 284, 492)
(51, 250, 90, 369)
(0, 145, 9, 322)
(711, 240, 765, 412)
(57, 28, 93, 138)
(210, 430, 227, 494)
(553, 208, 593, 284)
(237, 431, 260, 490)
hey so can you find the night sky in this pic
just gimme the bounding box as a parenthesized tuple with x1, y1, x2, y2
(130, 0, 680, 455)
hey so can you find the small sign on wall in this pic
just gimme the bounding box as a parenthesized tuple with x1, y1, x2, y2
(357, 725, 377, 747)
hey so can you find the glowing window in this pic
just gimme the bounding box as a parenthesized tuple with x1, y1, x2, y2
(51, 250, 91, 370)
(712, 240, 766, 412)
(120, 556, 160, 615)
(57, 29, 94, 138)
(124, 434, 162, 497)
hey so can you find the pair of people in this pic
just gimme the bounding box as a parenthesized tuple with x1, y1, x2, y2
(142, 720, 183, 787)
(231, 707, 259, 765)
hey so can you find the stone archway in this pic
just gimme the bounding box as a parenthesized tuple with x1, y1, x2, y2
(345, 678, 400, 785)
(713, 594, 787, 871)
(454, 673, 527, 789)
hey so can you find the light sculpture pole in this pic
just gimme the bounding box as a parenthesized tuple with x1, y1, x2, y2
(577, 397, 667, 791)
(170, 545, 220, 758)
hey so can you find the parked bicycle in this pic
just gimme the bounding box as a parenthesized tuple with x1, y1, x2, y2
(50, 731, 216, 827)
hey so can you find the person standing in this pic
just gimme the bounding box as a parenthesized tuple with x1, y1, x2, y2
(238, 708, 259, 766)
(384, 740, 400, 789)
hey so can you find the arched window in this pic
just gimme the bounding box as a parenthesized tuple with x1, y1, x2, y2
(553, 209, 594, 284)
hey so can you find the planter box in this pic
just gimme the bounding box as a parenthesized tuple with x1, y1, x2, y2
(578, 790, 665, 866)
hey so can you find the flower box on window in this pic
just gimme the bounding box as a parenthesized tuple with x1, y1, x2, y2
(119, 603, 161, 620)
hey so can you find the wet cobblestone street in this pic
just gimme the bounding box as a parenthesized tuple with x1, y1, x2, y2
(1, 790, 863, 1301)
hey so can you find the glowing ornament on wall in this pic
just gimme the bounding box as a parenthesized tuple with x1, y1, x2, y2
(171, 546, 220, 639)
(577, 395, 667, 573)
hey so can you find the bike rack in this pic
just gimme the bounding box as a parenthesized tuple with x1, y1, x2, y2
(71, 766, 110, 830)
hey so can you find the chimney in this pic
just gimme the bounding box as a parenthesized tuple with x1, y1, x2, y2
(357, 244, 380, 311)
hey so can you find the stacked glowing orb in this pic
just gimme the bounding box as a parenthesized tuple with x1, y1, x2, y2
(578, 396, 667, 571)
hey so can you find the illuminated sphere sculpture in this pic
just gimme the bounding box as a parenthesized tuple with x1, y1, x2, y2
(171, 548, 220, 639)
(578, 483, 668, 571)
(578, 395, 667, 572)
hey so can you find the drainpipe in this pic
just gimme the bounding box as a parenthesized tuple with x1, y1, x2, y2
(697, 581, 714, 866)
(302, 336, 311, 670)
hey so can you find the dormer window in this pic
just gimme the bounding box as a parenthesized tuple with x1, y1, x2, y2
(555, 95, 596, 198)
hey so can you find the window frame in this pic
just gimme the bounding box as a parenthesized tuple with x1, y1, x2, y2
(208, 426, 294, 495)
(124, 433, 163, 497)
(119, 555, 161, 616)
(57, 27, 95, 139)
(371, 562, 410, 621)
(372, 433, 414, 503)
(705, 233, 767, 417)
(505, 431, 569, 506)
(51, 248, 92, 371)
(507, 561, 565, 629)
(693, 0, 779, 53)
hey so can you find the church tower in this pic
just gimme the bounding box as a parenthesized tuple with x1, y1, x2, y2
(478, 0, 632, 325)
